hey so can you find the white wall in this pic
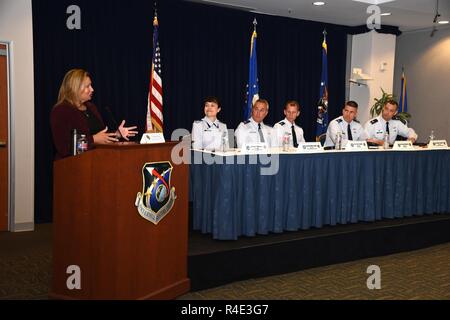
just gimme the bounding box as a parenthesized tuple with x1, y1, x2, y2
(0, 0, 35, 231)
(349, 31, 396, 124)
(394, 27, 450, 143)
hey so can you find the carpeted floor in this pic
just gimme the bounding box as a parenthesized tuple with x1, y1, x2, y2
(179, 242, 450, 300)
(0, 224, 52, 299)
(0, 223, 449, 300)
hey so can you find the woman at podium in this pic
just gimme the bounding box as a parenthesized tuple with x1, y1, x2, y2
(50, 69, 138, 159)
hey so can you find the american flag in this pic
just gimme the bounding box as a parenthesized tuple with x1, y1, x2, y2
(146, 14, 163, 132)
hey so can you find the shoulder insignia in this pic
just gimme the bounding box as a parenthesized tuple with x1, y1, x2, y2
(336, 119, 343, 123)
(354, 119, 360, 123)
(370, 119, 378, 125)
(392, 116, 407, 124)
(244, 120, 251, 124)
(194, 120, 202, 124)
(278, 121, 286, 126)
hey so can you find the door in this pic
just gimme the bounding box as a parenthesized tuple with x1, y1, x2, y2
(0, 43, 9, 231)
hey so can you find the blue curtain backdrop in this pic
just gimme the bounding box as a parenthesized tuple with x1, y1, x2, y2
(33, 0, 350, 222)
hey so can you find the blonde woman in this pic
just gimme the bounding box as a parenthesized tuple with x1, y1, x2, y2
(50, 69, 137, 159)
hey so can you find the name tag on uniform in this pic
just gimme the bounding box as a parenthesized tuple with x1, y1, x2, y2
(428, 140, 448, 149)
(241, 142, 268, 153)
(296, 142, 323, 153)
(345, 141, 368, 151)
(140, 132, 165, 144)
(393, 141, 414, 150)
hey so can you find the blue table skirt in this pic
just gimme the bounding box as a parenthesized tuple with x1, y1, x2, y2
(190, 150, 450, 240)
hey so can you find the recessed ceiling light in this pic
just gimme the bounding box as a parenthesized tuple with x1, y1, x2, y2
(438, 20, 449, 24)
(312, 2, 326, 6)
(352, 0, 395, 4)
(381, 12, 391, 16)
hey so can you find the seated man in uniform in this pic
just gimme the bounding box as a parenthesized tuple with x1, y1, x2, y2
(235, 99, 274, 149)
(364, 99, 417, 146)
(273, 100, 305, 148)
(191, 96, 228, 150)
(324, 100, 367, 148)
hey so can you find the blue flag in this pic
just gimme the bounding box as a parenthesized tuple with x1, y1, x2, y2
(244, 28, 259, 121)
(399, 70, 408, 113)
(316, 35, 329, 141)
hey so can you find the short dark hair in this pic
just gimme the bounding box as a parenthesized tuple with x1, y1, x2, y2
(384, 99, 399, 110)
(284, 100, 300, 111)
(344, 101, 358, 109)
(203, 96, 220, 107)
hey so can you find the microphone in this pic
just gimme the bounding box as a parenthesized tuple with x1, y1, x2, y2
(104, 106, 119, 130)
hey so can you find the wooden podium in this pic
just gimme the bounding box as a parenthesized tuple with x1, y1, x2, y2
(49, 142, 190, 299)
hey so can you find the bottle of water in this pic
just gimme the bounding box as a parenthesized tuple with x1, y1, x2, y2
(429, 130, 435, 143)
(77, 134, 88, 154)
(71, 129, 78, 156)
(335, 132, 342, 150)
(282, 132, 290, 152)
(221, 131, 228, 152)
(383, 132, 390, 149)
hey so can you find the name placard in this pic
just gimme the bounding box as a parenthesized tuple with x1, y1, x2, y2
(345, 141, 369, 151)
(428, 140, 448, 150)
(140, 133, 165, 144)
(296, 142, 323, 153)
(392, 141, 414, 150)
(241, 142, 268, 153)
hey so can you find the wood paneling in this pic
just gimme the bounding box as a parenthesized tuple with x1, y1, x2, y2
(50, 142, 190, 299)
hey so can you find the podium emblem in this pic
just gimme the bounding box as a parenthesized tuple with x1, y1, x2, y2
(135, 161, 177, 225)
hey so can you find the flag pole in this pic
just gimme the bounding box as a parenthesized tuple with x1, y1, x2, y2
(316, 29, 329, 142)
(146, 1, 164, 133)
(244, 18, 259, 120)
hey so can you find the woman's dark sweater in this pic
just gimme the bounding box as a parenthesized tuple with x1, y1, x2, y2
(50, 101, 105, 159)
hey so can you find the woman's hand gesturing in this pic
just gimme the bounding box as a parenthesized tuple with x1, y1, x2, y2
(93, 127, 119, 144)
(117, 120, 138, 141)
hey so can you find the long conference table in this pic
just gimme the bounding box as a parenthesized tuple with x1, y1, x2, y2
(190, 147, 450, 240)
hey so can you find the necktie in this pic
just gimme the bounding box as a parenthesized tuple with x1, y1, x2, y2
(386, 121, 390, 135)
(291, 125, 298, 147)
(347, 123, 353, 141)
(258, 123, 265, 143)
